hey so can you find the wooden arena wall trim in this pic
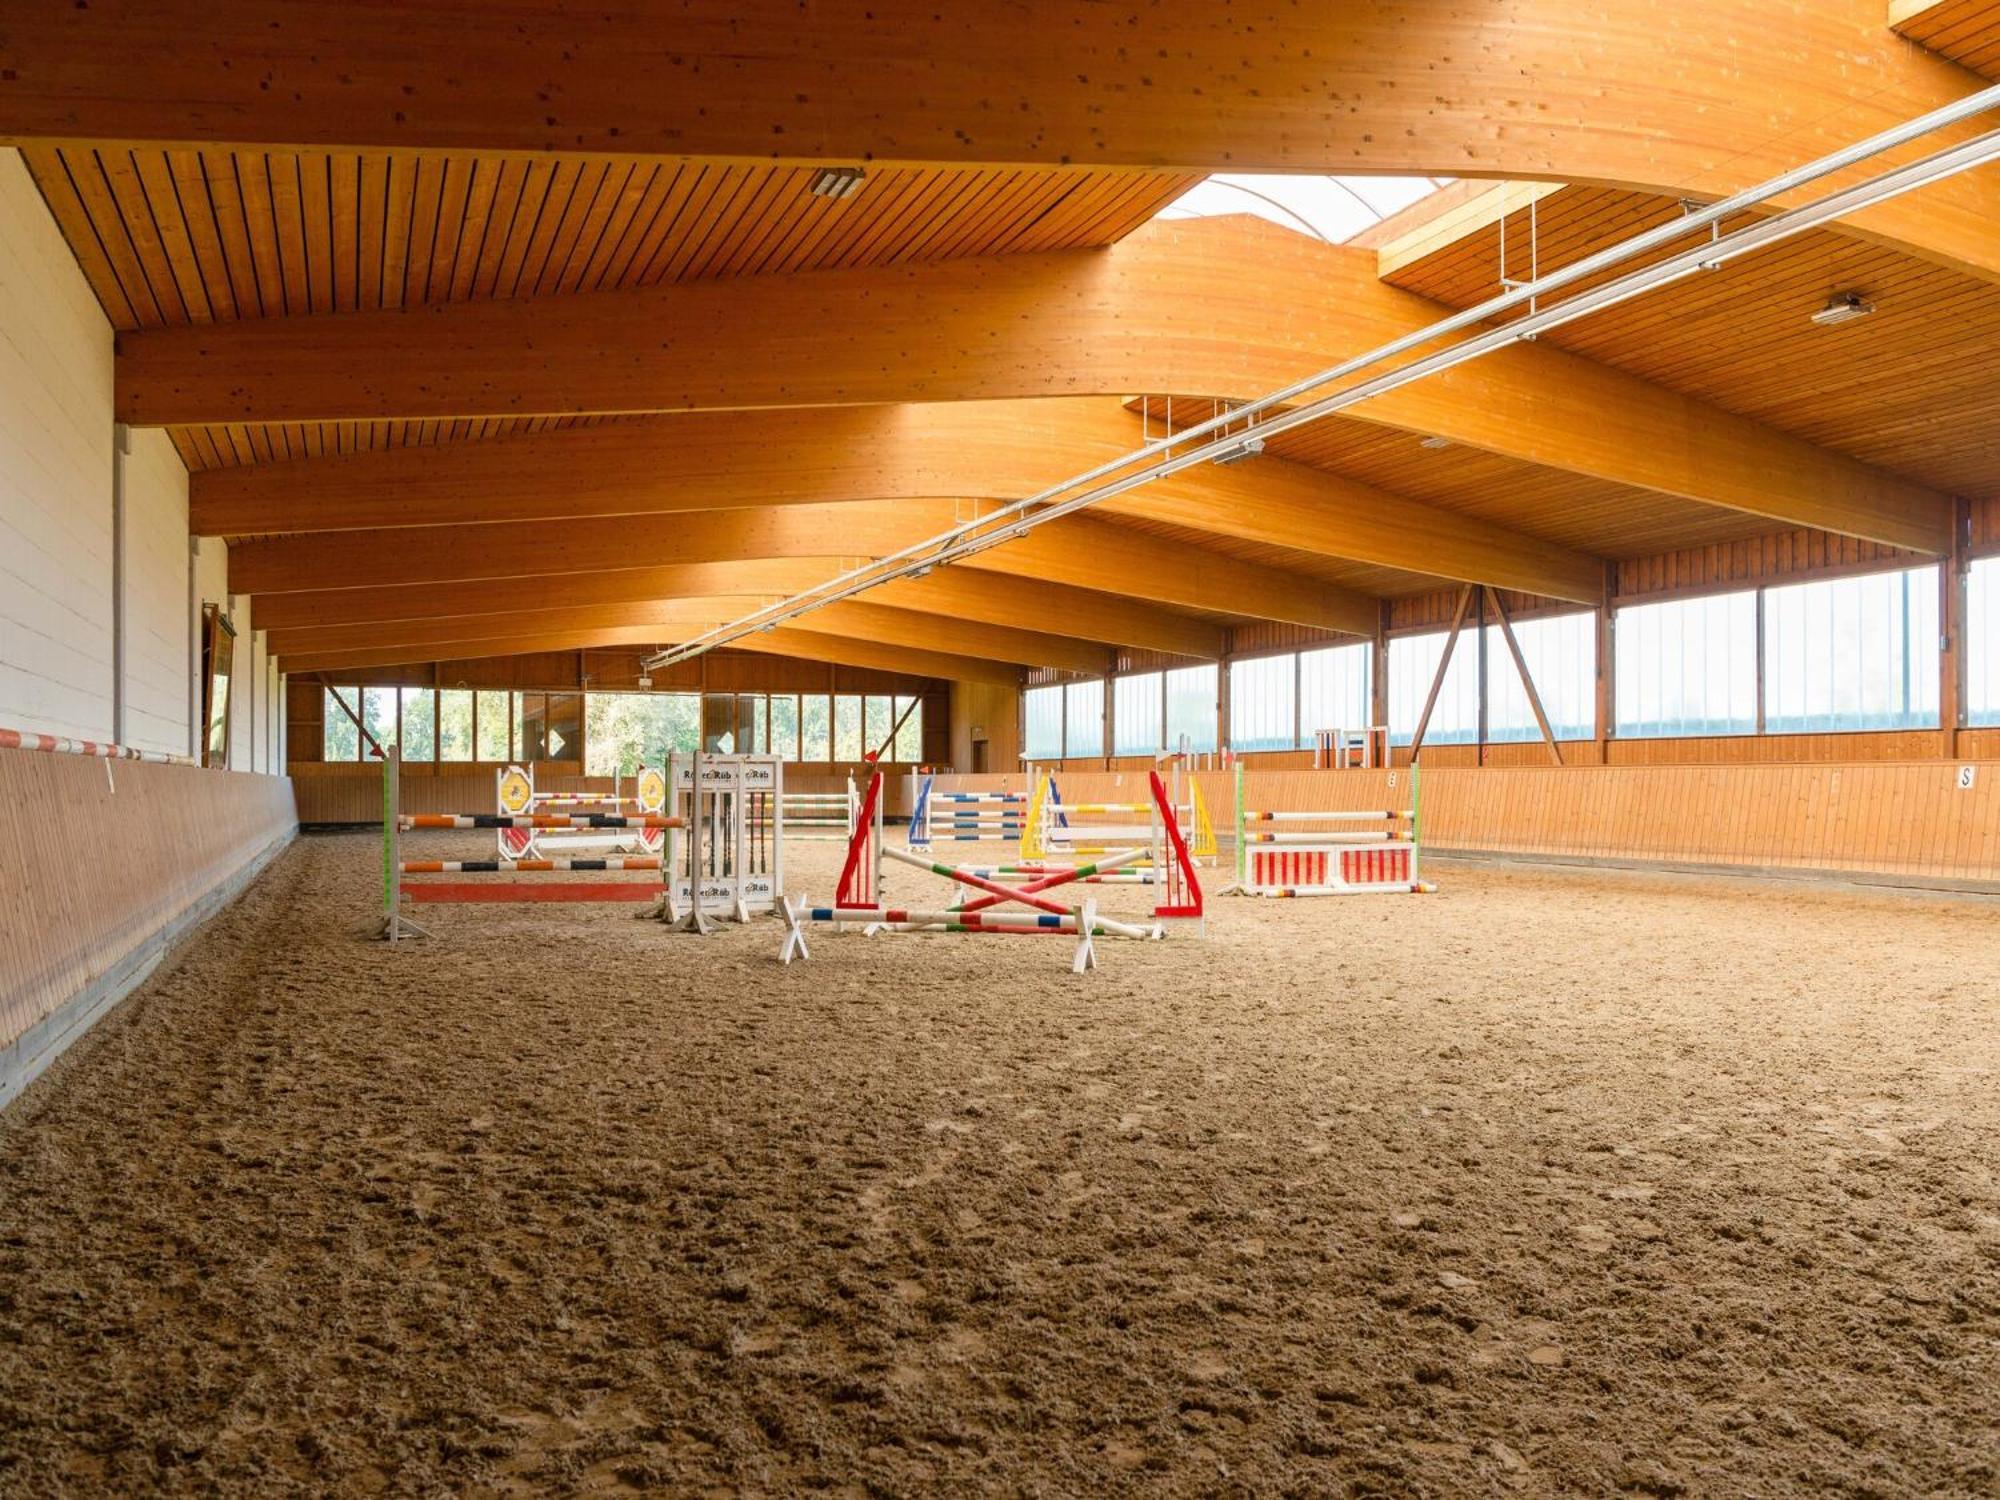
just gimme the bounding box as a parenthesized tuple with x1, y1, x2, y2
(932, 763, 2000, 883)
(0, 750, 299, 1111)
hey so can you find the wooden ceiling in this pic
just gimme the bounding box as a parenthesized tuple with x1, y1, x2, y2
(5, 0, 1995, 680)
(25, 147, 1193, 473)
(1892, 1, 2000, 78)
(1380, 184, 2000, 505)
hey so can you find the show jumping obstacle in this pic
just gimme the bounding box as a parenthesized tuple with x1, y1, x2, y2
(907, 773, 1028, 848)
(1228, 762, 1435, 897)
(379, 748, 685, 938)
(494, 763, 667, 859)
(658, 752, 783, 931)
(782, 768, 1202, 970)
(1313, 726, 1390, 770)
(1020, 770, 1217, 882)
(777, 781, 857, 842)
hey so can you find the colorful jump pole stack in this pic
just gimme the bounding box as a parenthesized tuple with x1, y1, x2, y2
(907, 773, 1029, 849)
(1228, 762, 1434, 896)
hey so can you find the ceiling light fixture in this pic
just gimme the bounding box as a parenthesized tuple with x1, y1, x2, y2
(1211, 436, 1265, 466)
(1810, 292, 1875, 326)
(809, 166, 866, 200)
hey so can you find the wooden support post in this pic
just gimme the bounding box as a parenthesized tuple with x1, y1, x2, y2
(320, 672, 387, 760)
(1476, 587, 1489, 767)
(1595, 561, 1615, 765)
(1373, 599, 1392, 766)
(1489, 589, 1564, 766)
(1408, 585, 1475, 765)
(1941, 499, 1971, 760)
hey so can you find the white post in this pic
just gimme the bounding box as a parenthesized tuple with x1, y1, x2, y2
(674, 749, 718, 935)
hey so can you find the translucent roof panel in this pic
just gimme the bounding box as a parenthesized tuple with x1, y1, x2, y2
(1154, 175, 1451, 244)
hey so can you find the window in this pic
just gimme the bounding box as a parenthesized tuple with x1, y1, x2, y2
(863, 695, 894, 758)
(1763, 565, 1939, 732)
(1615, 590, 1757, 738)
(200, 605, 235, 770)
(833, 695, 864, 761)
(399, 687, 436, 761)
(514, 693, 537, 760)
(586, 691, 699, 774)
(324, 687, 360, 761)
(1064, 679, 1105, 758)
(438, 689, 474, 761)
(1165, 664, 1218, 753)
(1113, 672, 1164, 756)
(1299, 642, 1371, 740)
(476, 690, 511, 761)
(770, 695, 800, 760)
(363, 686, 400, 753)
(1971, 558, 2000, 727)
(1229, 653, 1297, 751)
(892, 696, 924, 762)
(799, 694, 831, 760)
(1025, 684, 1064, 760)
(1486, 612, 1596, 741)
(1389, 629, 1479, 745)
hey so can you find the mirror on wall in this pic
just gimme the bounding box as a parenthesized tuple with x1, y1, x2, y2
(201, 604, 236, 769)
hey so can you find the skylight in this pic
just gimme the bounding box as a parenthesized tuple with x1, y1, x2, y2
(1155, 175, 1452, 244)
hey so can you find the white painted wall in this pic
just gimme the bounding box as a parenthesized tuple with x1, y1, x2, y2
(0, 148, 278, 769)
(0, 150, 115, 740)
(122, 428, 194, 756)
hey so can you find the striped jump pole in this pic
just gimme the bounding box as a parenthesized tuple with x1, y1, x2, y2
(402, 812, 682, 830)
(0, 726, 197, 766)
(398, 857, 662, 873)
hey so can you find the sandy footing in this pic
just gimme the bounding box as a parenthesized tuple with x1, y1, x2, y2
(2, 831, 1995, 1495)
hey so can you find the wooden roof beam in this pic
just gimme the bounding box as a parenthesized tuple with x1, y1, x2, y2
(229, 497, 1382, 636)
(146, 218, 1955, 553)
(5, 0, 1995, 278)
(268, 599, 1114, 675)
(279, 625, 1026, 687)
(248, 562, 1228, 660)
(193, 398, 1606, 604)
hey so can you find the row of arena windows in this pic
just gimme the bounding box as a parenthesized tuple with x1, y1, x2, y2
(323, 689, 924, 772)
(1025, 560, 2000, 759)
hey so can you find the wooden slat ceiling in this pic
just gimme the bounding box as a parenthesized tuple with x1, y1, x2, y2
(1130, 397, 1777, 563)
(1381, 184, 2000, 504)
(1891, 1, 2000, 78)
(25, 147, 1196, 472)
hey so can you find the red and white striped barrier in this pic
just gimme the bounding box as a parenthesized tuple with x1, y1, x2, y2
(1228, 764, 1434, 897)
(0, 727, 196, 766)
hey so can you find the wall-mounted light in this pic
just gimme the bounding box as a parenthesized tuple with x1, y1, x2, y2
(809, 166, 867, 200)
(1810, 292, 1874, 326)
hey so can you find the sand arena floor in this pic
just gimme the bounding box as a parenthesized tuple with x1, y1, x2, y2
(1, 829, 1996, 1497)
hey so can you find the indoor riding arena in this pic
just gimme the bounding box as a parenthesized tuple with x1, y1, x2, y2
(1, 7, 1997, 1497)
